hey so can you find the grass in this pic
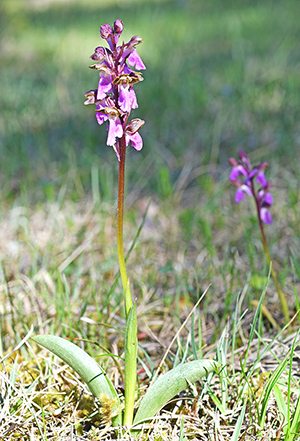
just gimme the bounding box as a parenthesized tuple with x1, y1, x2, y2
(1, 0, 300, 439)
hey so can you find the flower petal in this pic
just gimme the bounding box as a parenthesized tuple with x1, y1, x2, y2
(235, 188, 245, 203)
(260, 208, 273, 224)
(97, 76, 112, 100)
(230, 165, 247, 181)
(96, 112, 108, 125)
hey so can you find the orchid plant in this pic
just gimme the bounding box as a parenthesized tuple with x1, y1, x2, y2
(33, 20, 218, 432)
(229, 150, 289, 322)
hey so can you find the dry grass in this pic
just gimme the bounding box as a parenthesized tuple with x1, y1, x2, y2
(0, 173, 300, 439)
(1, 332, 299, 440)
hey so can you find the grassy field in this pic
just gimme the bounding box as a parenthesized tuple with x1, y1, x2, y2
(1, 0, 300, 439)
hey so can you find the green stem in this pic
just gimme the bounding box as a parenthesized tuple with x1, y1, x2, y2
(255, 199, 289, 323)
(116, 135, 136, 427)
(117, 135, 133, 317)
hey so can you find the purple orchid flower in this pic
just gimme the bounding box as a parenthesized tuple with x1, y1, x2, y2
(85, 20, 145, 160)
(229, 150, 274, 224)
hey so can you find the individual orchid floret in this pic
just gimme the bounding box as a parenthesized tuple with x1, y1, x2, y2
(90, 46, 108, 62)
(125, 119, 145, 151)
(85, 19, 145, 160)
(113, 19, 123, 41)
(94, 98, 124, 149)
(100, 20, 123, 51)
(229, 150, 274, 224)
(84, 89, 98, 106)
(100, 23, 113, 39)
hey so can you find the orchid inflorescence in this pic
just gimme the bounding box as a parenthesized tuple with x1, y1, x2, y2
(229, 150, 274, 224)
(84, 19, 146, 161)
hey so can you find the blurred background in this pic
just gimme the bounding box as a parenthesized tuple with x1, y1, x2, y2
(1, 2, 300, 434)
(1, 0, 300, 204)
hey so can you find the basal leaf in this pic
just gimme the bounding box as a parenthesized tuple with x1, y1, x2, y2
(133, 359, 219, 426)
(33, 335, 122, 426)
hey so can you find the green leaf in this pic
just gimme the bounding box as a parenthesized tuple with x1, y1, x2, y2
(123, 302, 138, 426)
(33, 335, 122, 426)
(133, 359, 219, 426)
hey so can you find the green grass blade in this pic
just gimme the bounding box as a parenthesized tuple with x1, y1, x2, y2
(273, 384, 287, 429)
(191, 314, 198, 360)
(286, 330, 300, 440)
(0, 325, 34, 363)
(259, 354, 290, 427)
(125, 199, 151, 264)
(216, 327, 229, 412)
(242, 272, 269, 373)
(133, 359, 219, 426)
(289, 393, 300, 440)
(179, 416, 187, 441)
(230, 401, 247, 441)
(206, 388, 226, 414)
(33, 335, 122, 426)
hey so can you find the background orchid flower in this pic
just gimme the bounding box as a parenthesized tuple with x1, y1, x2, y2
(229, 150, 289, 322)
(229, 150, 274, 224)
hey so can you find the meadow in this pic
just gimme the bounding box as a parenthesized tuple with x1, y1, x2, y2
(1, 0, 300, 439)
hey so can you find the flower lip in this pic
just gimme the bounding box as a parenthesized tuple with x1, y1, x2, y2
(125, 131, 143, 151)
(260, 207, 273, 224)
(256, 171, 267, 187)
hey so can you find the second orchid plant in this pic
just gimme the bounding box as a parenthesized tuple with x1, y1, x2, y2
(229, 151, 289, 322)
(33, 20, 218, 431)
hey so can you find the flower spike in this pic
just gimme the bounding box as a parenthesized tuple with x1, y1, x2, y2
(85, 19, 145, 159)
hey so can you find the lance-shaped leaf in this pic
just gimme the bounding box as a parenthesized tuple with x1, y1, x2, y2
(133, 359, 219, 426)
(123, 301, 137, 426)
(33, 335, 122, 426)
